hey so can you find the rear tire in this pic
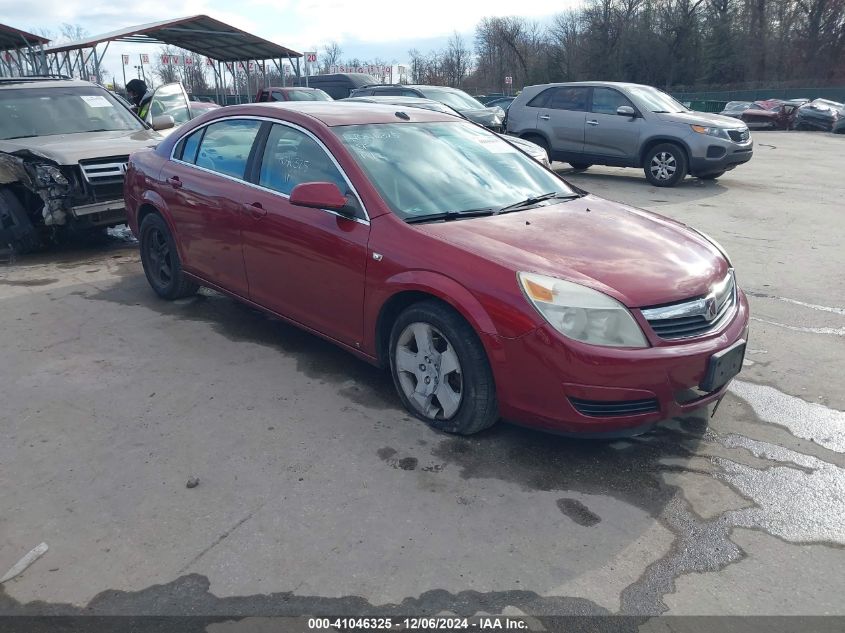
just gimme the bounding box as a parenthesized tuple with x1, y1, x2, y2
(569, 163, 592, 171)
(0, 188, 41, 254)
(644, 143, 688, 187)
(389, 301, 498, 435)
(522, 134, 550, 158)
(139, 213, 198, 300)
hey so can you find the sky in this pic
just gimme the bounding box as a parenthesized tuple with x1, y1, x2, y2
(0, 0, 573, 87)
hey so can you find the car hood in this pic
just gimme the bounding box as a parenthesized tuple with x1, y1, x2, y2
(414, 195, 729, 308)
(0, 129, 162, 165)
(657, 111, 745, 128)
(460, 107, 504, 127)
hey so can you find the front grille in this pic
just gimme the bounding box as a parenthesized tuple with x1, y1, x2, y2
(728, 129, 750, 142)
(79, 156, 128, 203)
(641, 270, 737, 341)
(569, 397, 659, 417)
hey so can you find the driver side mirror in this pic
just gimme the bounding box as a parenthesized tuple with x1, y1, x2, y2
(151, 115, 175, 131)
(290, 182, 352, 215)
(617, 105, 636, 117)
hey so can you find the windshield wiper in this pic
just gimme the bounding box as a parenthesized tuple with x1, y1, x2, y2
(496, 192, 581, 214)
(405, 209, 496, 224)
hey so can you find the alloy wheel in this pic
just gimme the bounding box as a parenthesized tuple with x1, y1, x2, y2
(650, 152, 677, 181)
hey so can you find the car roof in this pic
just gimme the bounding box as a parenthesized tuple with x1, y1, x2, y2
(0, 78, 96, 90)
(523, 81, 656, 90)
(233, 101, 459, 126)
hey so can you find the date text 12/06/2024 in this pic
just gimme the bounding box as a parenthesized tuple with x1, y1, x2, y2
(307, 618, 529, 630)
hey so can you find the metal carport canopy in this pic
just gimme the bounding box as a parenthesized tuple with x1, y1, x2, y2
(42, 15, 301, 62)
(0, 23, 50, 50)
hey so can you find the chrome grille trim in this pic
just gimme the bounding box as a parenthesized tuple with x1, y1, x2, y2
(641, 270, 737, 340)
(79, 157, 129, 182)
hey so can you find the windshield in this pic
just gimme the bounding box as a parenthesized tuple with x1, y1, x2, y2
(417, 88, 486, 111)
(0, 85, 145, 139)
(287, 89, 332, 101)
(334, 121, 573, 221)
(625, 86, 688, 114)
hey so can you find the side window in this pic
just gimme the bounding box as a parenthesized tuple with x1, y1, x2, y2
(591, 88, 635, 115)
(175, 127, 204, 164)
(257, 92, 269, 102)
(258, 123, 347, 196)
(527, 89, 553, 108)
(271, 91, 285, 101)
(195, 119, 262, 179)
(547, 87, 589, 112)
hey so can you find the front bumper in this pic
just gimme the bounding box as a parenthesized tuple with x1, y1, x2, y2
(483, 290, 750, 435)
(688, 139, 753, 176)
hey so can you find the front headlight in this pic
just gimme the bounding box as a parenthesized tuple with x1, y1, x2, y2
(690, 124, 732, 140)
(518, 272, 648, 348)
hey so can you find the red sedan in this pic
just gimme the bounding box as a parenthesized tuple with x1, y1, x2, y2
(124, 102, 749, 436)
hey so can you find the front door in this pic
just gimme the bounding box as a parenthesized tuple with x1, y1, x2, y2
(160, 118, 263, 296)
(583, 87, 643, 162)
(534, 86, 589, 157)
(239, 122, 370, 348)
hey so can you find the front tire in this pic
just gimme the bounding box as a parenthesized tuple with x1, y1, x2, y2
(389, 301, 498, 435)
(0, 188, 41, 254)
(644, 143, 688, 187)
(139, 213, 198, 300)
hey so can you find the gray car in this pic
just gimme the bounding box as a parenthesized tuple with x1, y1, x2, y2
(506, 81, 753, 187)
(349, 84, 506, 131)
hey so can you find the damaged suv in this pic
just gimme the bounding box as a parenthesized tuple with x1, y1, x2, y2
(0, 77, 165, 252)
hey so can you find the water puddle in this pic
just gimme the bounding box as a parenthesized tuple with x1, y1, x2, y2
(729, 380, 845, 453)
(713, 434, 845, 545)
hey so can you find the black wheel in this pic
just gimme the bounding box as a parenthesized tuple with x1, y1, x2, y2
(0, 188, 41, 254)
(389, 301, 498, 435)
(699, 171, 726, 180)
(139, 213, 198, 300)
(569, 163, 592, 171)
(522, 134, 550, 157)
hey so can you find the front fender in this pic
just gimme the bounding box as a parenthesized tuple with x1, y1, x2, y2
(136, 190, 188, 264)
(381, 269, 500, 335)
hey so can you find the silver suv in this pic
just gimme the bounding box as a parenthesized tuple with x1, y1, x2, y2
(505, 81, 753, 187)
(0, 77, 167, 252)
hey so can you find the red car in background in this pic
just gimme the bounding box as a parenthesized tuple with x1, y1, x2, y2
(740, 99, 798, 130)
(124, 102, 749, 437)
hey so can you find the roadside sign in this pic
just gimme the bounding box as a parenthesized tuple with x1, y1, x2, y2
(305, 52, 317, 64)
(122, 55, 129, 65)
(140, 54, 149, 64)
(505, 76, 513, 85)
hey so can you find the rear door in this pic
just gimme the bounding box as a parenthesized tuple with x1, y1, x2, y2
(160, 118, 263, 296)
(534, 86, 589, 156)
(583, 87, 643, 163)
(239, 122, 370, 347)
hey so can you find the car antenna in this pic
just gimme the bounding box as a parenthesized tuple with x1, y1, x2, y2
(395, 111, 410, 120)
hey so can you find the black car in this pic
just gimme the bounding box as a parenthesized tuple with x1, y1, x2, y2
(793, 99, 843, 132)
(348, 84, 505, 131)
(292, 73, 378, 99)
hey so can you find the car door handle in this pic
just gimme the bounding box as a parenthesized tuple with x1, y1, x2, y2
(166, 176, 182, 189)
(539, 114, 550, 120)
(245, 202, 267, 219)
(587, 120, 599, 126)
